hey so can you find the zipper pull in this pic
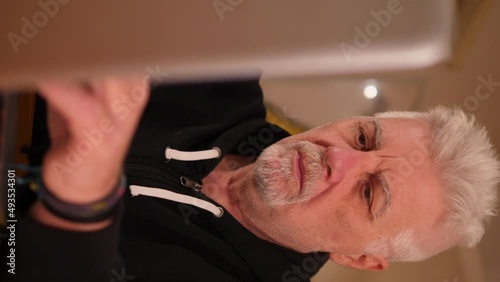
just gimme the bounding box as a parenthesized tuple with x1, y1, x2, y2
(180, 176, 202, 192)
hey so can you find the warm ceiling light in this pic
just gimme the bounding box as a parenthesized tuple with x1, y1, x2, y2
(363, 85, 378, 99)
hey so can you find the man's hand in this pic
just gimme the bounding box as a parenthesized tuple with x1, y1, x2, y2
(30, 76, 150, 230)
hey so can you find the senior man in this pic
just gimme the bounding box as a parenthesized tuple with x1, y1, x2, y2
(11, 76, 500, 282)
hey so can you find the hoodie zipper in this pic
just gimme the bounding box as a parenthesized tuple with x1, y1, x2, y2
(125, 163, 204, 193)
(125, 163, 188, 189)
(180, 176, 202, 191)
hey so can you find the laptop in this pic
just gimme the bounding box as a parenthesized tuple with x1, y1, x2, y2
(0, 0, 455, 89)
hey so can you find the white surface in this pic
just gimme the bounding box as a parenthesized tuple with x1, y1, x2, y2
(0, 0, 455, 88)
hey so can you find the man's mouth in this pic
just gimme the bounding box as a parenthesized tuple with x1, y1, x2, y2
(293, 151, 304, 194)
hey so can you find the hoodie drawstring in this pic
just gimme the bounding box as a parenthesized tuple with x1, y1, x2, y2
(165, 147, 221, 161)
(129, 146, 224, 218)
(129, 185, 224, 218)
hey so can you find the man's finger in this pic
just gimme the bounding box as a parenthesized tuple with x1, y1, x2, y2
(37, 81, 96, 121)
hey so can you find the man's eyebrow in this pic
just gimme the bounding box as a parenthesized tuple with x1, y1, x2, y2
(371, 118, 382, 150)
(374, 172, 392, 221)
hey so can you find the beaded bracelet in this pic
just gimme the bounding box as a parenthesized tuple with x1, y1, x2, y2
(30, 174, 127, 223)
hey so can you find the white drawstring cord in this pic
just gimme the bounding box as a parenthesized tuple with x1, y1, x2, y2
(165, 147, 221, 161)
(129, 185, 224, 218)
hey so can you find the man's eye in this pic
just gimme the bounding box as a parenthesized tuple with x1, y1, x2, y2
(357, 128, 368, 151)
(363, 183, 373, 207)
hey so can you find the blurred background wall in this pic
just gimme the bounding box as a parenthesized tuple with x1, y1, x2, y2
(261, 0, 500, 281)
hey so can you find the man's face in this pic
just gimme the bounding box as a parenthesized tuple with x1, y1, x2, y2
(240, 117, 445, 267)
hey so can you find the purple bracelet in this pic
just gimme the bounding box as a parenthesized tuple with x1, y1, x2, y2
(32, 174, 126, 223)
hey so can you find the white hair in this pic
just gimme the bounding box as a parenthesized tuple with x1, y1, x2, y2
(367, 106, 500, 262)
(365, 229, 426, 262)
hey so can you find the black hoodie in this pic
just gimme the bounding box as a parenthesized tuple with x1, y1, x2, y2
(10, 77, 328, 282)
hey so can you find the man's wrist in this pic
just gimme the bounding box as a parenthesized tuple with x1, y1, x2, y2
(31, 171, 126, 224)
(41, 158, 123, 204)
(29, 201, 113, 232)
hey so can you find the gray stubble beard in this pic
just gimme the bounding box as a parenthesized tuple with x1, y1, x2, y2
(254, 141, 324, 206)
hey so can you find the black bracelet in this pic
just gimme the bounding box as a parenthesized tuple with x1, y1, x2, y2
(31, 174, 127, 223)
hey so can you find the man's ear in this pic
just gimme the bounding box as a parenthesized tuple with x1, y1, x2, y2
(329, 253, 388, 271)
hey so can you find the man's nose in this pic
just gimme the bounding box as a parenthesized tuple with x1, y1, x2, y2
(323, 146, 377, 184)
